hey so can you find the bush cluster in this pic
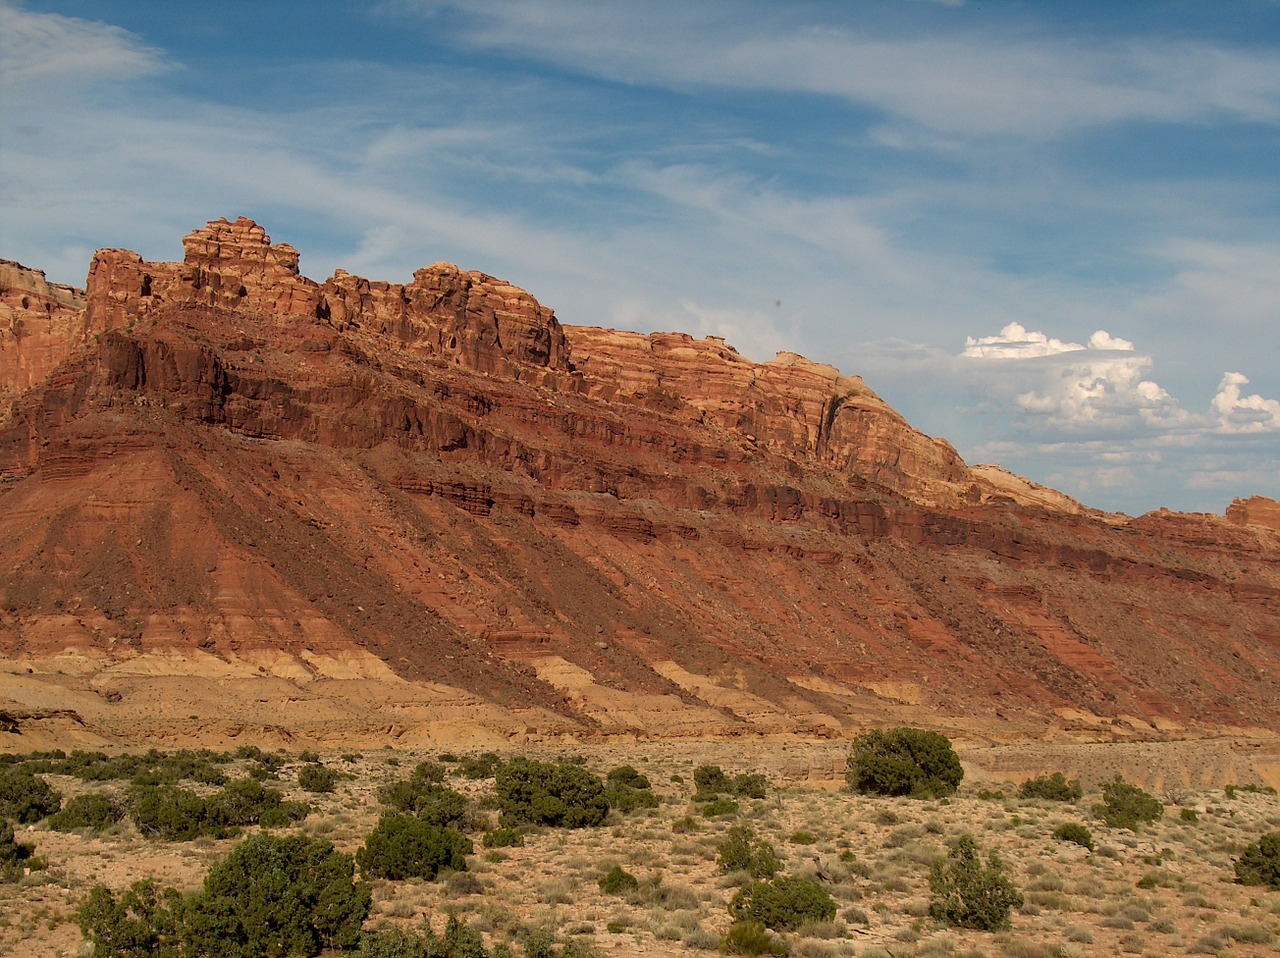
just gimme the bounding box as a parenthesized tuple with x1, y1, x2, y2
(495, 758, 608, 828)
(48, 793, 124, 832)
(128, 778, 307, 840)
(1234, 832, 1280, 889)
(928, 833, 1023, 931)
(297, 762, 340, 793)
(378, 768, 471, 829)
(1093, 775, 1163, 830)
(0, 767, 61, 823)
(1018, 772, 1082, 802)
(358, 813, 472, 881)
(481, 826, 524, 849)
(728, 875, 837, 931)
(717, 825, 782, 878)
(604, 765, 660, 812)
(692, 765, 766, 802)
(357, 915, 488, 958)
(455, 752, 502, 780)
(846, 728, 963, 799)
(77, 833, 370, 958)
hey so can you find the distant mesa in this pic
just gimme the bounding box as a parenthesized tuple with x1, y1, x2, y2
(0, 216, 1277, 749)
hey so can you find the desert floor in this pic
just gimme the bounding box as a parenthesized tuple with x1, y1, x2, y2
(3, 737, 1280, 957)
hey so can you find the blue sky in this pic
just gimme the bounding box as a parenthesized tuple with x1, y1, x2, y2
(2, 0, 1278, 515)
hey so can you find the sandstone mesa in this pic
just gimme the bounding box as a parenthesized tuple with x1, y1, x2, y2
(0, 218, 1277, 764)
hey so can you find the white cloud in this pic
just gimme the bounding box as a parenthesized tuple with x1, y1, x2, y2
(960, 323, 1187, 433)
(414, 1, 1280, 138)
(1212, 372, 1280, 434)
(961, 321, 1134, 360)
(0, 2, 164, 87)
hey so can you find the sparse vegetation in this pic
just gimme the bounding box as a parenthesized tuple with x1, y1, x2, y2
(721, 920, 788, 956)
(717, 825, 782, 878)
(0, 821, 37, 881)
(298, 761, 340, 793)
(4, 743, 1278, 957)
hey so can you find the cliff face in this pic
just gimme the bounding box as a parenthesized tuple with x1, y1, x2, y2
(0, 218, 1277, 747)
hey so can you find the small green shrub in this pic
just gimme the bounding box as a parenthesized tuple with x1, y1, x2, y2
(48, 792, 124, 832)
(693, 764, 732, 800)
(607, 765, 651, 790)
(1093, 776, 1163, 830)
(599, 864, 639, 895)
(846, 728, 962, 798)
(717, 825, 782, 878)
(1179, 807, 1198, 822)
(359, 914, 486, 958)
(482, 827, 524, 848)
(1052, 822, 1094, 851)
(1018, 772, 1082, 802)
(76, 878, 182, 956)
(789, 830, 817, 845)
(297, 763, 339, 793)
(358, 813, 472, 880)
(733, 774, 768, 799)
(0, 821, 37, 882)
(219, 777, 308, 827)
(0, 767, 61, 823)
(729, 875, 837, 931)
(928, 834, 1024, 931)
(1234, 832, 1280, 889)
(457, 752, 502, 780)
(692, 766, 766, 802)
(720, 920, 788, 956)
(495, 758, 608, 828)
(701, 798, 740, 817)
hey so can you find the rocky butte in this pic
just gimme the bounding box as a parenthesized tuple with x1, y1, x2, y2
(0, 218, 1277, 774)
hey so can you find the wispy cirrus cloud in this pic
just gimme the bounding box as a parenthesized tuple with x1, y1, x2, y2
(406, 0, 1280, 138)
(0, 2, 164, 86)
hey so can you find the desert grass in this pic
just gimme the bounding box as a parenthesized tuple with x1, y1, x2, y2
(3, 744, 1280, 957)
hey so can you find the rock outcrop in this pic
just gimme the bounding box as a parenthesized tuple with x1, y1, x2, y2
(84, 217, 570, 377)
(0, 260, 88, 400)
(0, 218, 1277, 747)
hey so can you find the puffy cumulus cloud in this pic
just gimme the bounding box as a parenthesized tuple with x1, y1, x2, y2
(962, 322, 1135, 360)
(960, 323, 1184, 433)
(1212, 372, 1280, 434)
